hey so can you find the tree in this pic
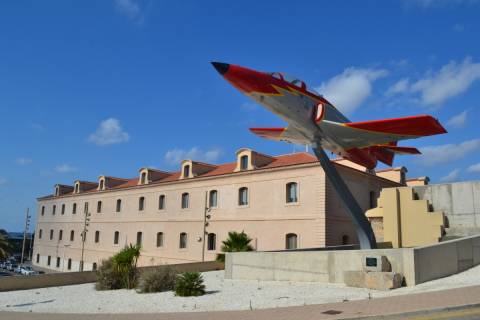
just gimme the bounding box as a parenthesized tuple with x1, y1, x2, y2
(0, 233, 11, 260)
(112, 244, 141, 289)
(216, 231, 253, 262)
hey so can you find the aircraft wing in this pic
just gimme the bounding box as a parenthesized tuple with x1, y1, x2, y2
(321, 115, 447, 149)
(249, 126, 310, 145)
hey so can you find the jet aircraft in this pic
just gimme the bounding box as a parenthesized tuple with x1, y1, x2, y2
(212, 62, 447, 170)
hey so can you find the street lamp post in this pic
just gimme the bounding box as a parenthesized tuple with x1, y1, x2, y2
(80, 203, 91, 272)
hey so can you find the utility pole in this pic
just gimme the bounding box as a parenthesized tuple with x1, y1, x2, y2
(28, 231, 33, 261)
(80, 203, 91, 272)
(202, 191, 212, 262)
(20, 208, 31, 265)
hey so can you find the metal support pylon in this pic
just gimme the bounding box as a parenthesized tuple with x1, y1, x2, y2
(312, 147, 377, 249)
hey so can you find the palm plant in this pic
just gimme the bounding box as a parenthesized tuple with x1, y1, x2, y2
(174, 272, 205, 296)
(216, 231, 253, 262)
(0, 233, 11, 260)
(112, 244, 141, 289)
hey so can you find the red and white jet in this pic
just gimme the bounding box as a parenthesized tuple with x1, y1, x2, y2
(212, 62, 447, 170)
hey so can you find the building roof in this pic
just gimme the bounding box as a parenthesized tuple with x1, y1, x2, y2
(39, 152, 400, 200)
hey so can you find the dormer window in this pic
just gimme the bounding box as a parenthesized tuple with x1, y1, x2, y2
(140, 172, 147, 185)
(99, 179, 105, 190)
(74, 183, 80, 194)
(183, 165, 190, 178)
(55, 186, 60, 197)
(240, 155, 249, 170)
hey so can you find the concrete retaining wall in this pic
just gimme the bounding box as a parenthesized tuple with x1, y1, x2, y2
(0, 261, 223, 292)
(226, 235, 480, 287)
(413, 181, 480, 236)
(414, 235, 480, 284)
(225, 248, 416, 285)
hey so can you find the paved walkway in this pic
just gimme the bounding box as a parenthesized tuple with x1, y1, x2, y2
(1, 285, 479, 320)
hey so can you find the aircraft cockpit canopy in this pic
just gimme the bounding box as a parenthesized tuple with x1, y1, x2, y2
(269, 72, 321, 96)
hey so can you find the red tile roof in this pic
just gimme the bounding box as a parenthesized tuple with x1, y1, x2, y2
(39, 152, 398, 199)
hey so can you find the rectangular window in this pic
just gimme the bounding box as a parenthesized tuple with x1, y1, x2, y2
(67, 258, 72, 270)
(183, 165, 190, 178)
(116, 199, 122, 212)
(36, 254, 40, 263)
(59, 230, 63, 241)
(49, 229, 54, 240)
(84, 202, 89, 214)
(95, 231, 100, 243)
(114, 231, 119, 245)
(136, 232, 143, 247)
(209, 190, 218, 208)
(239, 187, 248, 206)
(179, 233, 187, 249)
(52, 205, 56, 215)
(61, 204, 65, 215)
(47, 255, 51, 266)
(159, 195, 166, 210)
(38, 229, 43, 239)
(139, 197, 145, 211)
(240, 155, 249, 170)
(97, 201, 102, 213)
(41, 206, 45, 216)
(181, 193, 189, 209)
(72, 203, 77, 214)
(56, 257, 61, 268)
(156, 232, 164, 247)
(207, 233, 216, 251)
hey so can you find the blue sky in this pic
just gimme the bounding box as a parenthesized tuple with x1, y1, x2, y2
(1, 0, 480, 231)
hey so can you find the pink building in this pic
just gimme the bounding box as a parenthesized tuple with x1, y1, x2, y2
(33, 149, 403, 272)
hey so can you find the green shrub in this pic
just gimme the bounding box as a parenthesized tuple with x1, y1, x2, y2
(216, 231, 253, 262)
(137, 267, 177, 293)
(174, 272, 206, 297)
(112, 244, 141, 289)
(95, 244, 141, 290)
(95, 258, 123, 290)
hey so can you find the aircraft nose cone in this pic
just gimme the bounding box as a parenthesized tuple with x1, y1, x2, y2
(211, 62, 230, 75)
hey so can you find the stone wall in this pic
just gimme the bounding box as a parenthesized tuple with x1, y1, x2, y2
(413, 181, 480, 237)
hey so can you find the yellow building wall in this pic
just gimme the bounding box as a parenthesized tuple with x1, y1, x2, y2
(366, 187, 444, 248)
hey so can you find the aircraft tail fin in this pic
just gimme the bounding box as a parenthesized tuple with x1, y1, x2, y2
(369, 144, 421, 166)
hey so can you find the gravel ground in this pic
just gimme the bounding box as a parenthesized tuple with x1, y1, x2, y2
(2, 265, 480, 314)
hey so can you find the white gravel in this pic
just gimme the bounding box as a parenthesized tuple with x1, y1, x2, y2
(2, 265, 480, 314)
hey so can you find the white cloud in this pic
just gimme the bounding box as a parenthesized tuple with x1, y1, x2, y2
(164, 147, 222, 166)
(114, 0, 144, 24)
(0, 178, 6, 185)
(55, 164, 77, 173)
(447, 110, 468, 128)
(440, 169, 460, 182)
(389, 57, 480, 106)
(386, 78, 410, 96)
(316, 67, 388, 115)
(16, 157, 32, 166)
(467, 163, 480, 173)
(88, 118, 130, 146)
(417, 138, 480, 166)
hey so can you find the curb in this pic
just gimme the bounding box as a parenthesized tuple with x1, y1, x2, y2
(344, 302, 480, 319)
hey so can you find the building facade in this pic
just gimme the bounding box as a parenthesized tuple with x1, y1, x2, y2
(33, 149, 402, 272)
